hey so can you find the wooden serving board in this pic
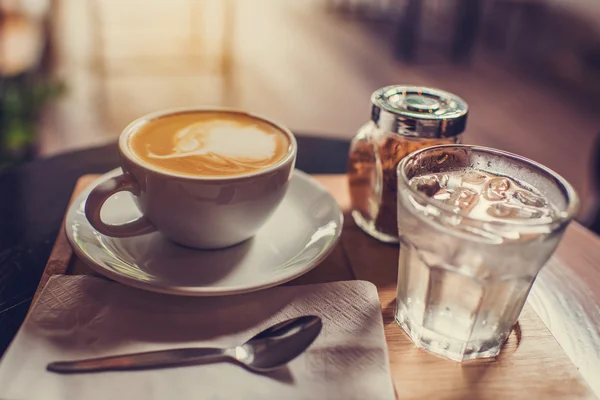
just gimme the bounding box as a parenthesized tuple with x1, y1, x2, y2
(32, 174, 594, 400)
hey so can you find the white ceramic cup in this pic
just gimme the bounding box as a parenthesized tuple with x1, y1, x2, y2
(84, 108, 297, 249)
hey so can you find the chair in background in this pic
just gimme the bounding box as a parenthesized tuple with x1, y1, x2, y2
(391, 0, 483, 63)
(586, 133, 600, 235)
(481, 0, 548, 59)
(325, 0, 483, 63)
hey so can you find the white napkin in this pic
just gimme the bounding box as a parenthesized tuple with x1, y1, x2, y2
(0, 275, 395, 400)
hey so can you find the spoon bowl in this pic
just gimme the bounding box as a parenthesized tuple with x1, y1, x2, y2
(235, 315, 323, 371)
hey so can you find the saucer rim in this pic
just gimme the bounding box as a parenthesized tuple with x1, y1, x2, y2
(65, 168, 343, 296)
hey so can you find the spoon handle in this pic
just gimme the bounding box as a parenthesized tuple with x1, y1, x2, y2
(47, 347, 225, 373)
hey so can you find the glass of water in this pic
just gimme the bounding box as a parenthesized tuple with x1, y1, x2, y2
(395, 145, 578, 361)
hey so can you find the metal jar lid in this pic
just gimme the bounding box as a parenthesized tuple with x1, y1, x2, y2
(371, 85, 468, 138)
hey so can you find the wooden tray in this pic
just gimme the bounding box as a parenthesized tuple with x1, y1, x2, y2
(32, 174, 594, 399)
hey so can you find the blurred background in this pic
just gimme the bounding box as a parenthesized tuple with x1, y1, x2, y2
(1, 0, 600, 227)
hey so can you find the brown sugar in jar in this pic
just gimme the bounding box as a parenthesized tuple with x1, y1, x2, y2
(348, 86, 468, 243)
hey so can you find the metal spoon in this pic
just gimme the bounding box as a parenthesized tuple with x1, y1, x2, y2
(47, 315, 322, 374)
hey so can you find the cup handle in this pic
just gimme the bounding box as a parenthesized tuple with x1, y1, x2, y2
(84, 173, 156, 237)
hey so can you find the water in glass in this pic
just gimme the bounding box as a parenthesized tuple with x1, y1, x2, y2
(395, 146, 576, 362)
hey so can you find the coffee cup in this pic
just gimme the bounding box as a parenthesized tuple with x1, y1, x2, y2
(84, 108, 297, 249)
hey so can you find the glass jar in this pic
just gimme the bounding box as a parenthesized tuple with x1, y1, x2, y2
(348, 85, 469, 243)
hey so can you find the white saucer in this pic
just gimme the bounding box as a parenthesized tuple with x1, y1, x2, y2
(66, 168, 343, 296)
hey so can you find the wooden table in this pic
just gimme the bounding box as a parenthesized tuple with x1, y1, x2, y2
(34, 174, 600, 399)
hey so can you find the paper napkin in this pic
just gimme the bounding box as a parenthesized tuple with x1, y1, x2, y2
(0, 275, 395, 400)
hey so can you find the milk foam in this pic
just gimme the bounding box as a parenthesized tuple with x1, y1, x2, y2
(148, 120, 277, 160)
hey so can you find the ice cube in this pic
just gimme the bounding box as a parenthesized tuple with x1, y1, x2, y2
(483, 177, 511, 201)
(487, 203, 513, 218)
(486, 203, 544, 220)
(513, 190, 547, 208)
(433, 189, 451, 201)
(461, 170, 488, 185)
(449, 187, 479, 213)
(445, 174, 463, 190)
(415, 176, 441, 197)
(439, 174, 450, 188)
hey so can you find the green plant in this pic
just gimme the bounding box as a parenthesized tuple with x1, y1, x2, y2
(0, 76, 65, 170)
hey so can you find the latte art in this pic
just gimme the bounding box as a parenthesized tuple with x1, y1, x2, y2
(148, 121, 277, 162)
(128, 111, 291, 177)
